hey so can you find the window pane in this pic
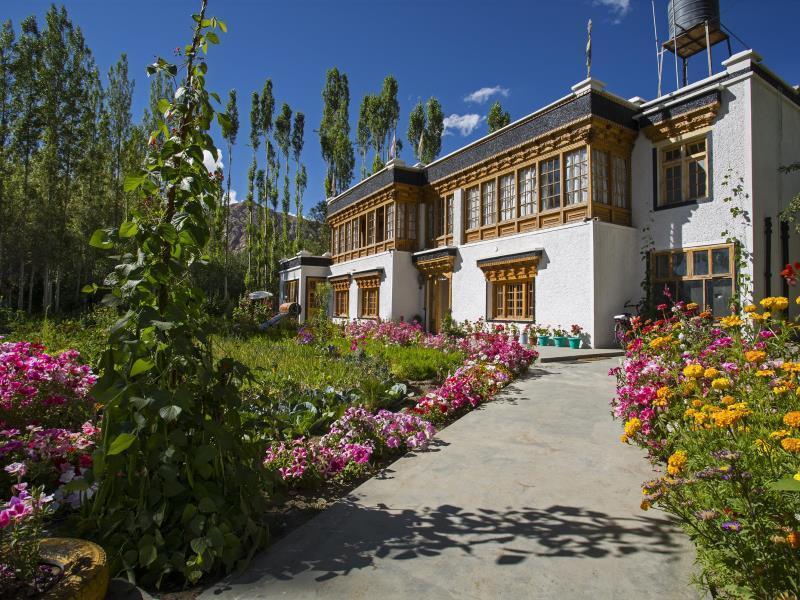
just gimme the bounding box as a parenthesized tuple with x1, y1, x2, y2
(446, 196, 454, 234)
(665, 164, 682, 204)
(408, 204, 417, 240)
(499, 174, 516, 221)
(672, 252, 687, 277)
(688, 157, 707, 199)
(565, 148, 588, 205)
(612, 156, 628, 208)
(706, 278, 733, 315)
(482, 180, 496, 225)
(540, 157, 561, 211)
(591, 149, 609, 204)
(654, 254, 670, 279)
(693, 250, 709, 276)
(467, 187, 480, 229)
(386, 205, 394, 239)
(518, 166, 537, 216)
(679, 280, 703, 306)
(712, 248, 730, 274)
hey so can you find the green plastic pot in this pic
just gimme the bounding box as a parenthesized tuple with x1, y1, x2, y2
(568, 337, 581, 349)
(553, 336, 569, 348)
(536, 335, 551, 346)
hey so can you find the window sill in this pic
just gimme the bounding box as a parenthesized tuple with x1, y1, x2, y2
(654, 196, 710, 212)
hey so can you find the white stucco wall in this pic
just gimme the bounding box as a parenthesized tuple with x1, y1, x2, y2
(329, 251, 394, 321)
(750, 70, 800, 312)
(391, 252, 424, 322)
(278, 264, 333, 323)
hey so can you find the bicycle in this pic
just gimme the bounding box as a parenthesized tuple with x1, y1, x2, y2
(613, 300, 643, 349)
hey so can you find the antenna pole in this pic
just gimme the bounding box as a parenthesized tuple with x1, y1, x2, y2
(671, 0, 679, 89)
(704, 20, 713, 76)
(651, 0, 662, 97)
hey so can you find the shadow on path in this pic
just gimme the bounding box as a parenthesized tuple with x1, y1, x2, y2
(218, 501, 686, 590)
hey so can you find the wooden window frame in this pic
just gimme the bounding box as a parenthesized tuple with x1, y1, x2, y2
(564, 147, 588, 206)
(499, 173, 516, 222)
(334, 289, 349, 318)
(481, 179, 496, 226)
(539, 156, 561, 212)
(651, 243, 735, 313)
(491, 280, 535, 321)
(659, 136, 709, 207)
(591, 148, 610, 205)
(466, 186, 480, 230)
(284, 279, 299, 304)
(518, 165, 537, 217)
(359, 288, 379, 319)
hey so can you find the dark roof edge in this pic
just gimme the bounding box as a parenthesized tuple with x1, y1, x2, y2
(476, 249, 543, 266)
(278, 255, 333, 270)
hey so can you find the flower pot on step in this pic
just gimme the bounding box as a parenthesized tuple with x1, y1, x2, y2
(536, 335, 551, 346)
(568, 337, 582, 349)
(553, 336, 569, 348)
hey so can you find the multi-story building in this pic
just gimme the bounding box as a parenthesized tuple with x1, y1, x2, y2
(279, 49, 800, 347)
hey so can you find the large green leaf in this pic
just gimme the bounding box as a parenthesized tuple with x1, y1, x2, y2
(119, 221, 138, 238)
(768, 477, 800, 492)
(130, 358, 154, 377)
(159, 405, 182, 422)
(107, 433, 137, 456)
(123, 173, 146, 192)
(89, 229, 113, 250)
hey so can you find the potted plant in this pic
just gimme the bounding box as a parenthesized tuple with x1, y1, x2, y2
(520, 324, 531, 346)
(534, 325, 551, 346)
(568, 324, 583, 349)
(552, 326, 569, 348)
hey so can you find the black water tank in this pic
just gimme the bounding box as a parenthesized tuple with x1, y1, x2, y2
(668, 0, 721, 38)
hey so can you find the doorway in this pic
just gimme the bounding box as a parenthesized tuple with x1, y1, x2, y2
(305, 277, 326, 322)
(427, 275, 451, 333)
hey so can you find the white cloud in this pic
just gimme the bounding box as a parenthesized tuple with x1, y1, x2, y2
(227, 189, 239, 203)
(443, 113, 485, 137)
(594, 0, 630, 22)
(464, 85, 510, 104)
(202, 148, 223, 173)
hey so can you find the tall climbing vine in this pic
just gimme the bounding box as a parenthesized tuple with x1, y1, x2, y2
(80, 1, 267, 587)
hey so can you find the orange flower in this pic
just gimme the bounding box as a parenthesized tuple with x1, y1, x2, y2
(784, 412, 800, 428)
(781, 438, 800, 453)
(788, 531, 800, 549)
(745, 350, 766, 363)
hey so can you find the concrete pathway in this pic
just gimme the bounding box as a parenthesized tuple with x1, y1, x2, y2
(203, 359, 698, 600)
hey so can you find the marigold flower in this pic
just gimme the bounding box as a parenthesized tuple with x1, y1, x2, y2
(692, 399, 704, 408)
(667, 450, 688, 475)
(749, 311, 770, 322)
(743, 304, 757, 313)
(745, 350, 766, 363)
(788, 531, 800, 549)
(686, 302, 699, 311)
(784, 412, 800, 428)
(683, 364, 704, 378)
(793, 473, 800, 482)
(760, 297, 775, 310)
(757, 369, 776, 377)
(624, 417, 641, 437)
(720, 315, 743, 327)
(770, 429, 791, 440)
(703, 367, 720, 379)
(711, 377, 731, 391)
(640, 500, 651, 511)
(774, 386, 790, 395)
(721, 395, 735, 406)
(780, 438, 800, 453)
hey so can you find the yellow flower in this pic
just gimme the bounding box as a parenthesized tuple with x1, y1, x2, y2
(781, 438, 800, 453)
(721, 395, 735, 406)
(667, 450, 688, 475)
(640, 500, 651, 511)
(712, 409, 744, 428)
(774, 297, 789, 311)
(683, 364, 704, 378)
(793, 473, 800, 482)
(686, 302, 698, 311)
(703, 367, 720, 379)
(784, 412, 800, 428)
(720, 315, 743, 327)
(654, 386, 671, 407)
(711, 377, 731, 390)
(624, 417, 641, 437)
(691, 399, 703, 408)
(649, 336, 671, 350)
(749, 311, 770, 322)
(620, 434, 629, 444)
(796, 295, 800, 305)
(788, 531, 800, 549)
(774, 386, 790, 395)
(756, 369, 776, 377)
(770, 429, 791, 439)
(745, 350, 766, 363)
(743, 304, 758, 313)
(760, 297, 775, 310)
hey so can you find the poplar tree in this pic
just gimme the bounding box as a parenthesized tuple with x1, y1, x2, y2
(356, 95, 371, 180)
(487, 100, 511, 133)
(258, 79, 274, 287)
(274, 102, 292, 256)
(319, 67, 353, 197)
(245, 91, 260, 290)
(408, 97, 444, 165)
(0, 21, 14, 290)
(221, 89, 238, 300)
(291, 111, 305, 250)
(107, 54, 134, 224)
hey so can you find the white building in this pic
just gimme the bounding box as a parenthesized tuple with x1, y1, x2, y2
(279, 49, 800, 348)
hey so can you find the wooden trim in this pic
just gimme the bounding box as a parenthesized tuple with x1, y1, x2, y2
(333, 289, 349, 317)
(642, 102, 719, 143)
(490, 280, 535, 321)
(657, 135, 709, 208)
(415, 255, 455, 277)
(359, 287, 379, 318)
(354, 274, 381, 289)
(479, 254, 540, 282)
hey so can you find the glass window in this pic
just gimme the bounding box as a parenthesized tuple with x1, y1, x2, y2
(492, 281, 534, 320)
(466, 186, 480, 230)
(366, 211, 375, 245)
(334, 290, 349, 317)
(446, 195, 454, 234)
(540, 157, 561, 211)
(518, 166, 537, 216)
(565, 148, 588, 205)
(612, 156, 629, 208)
(693, 250, 709, 276)
(408, 204, 417, 240)
(396, 203, 406, 239)
(591, 149, 609, 204)
(285, 280, 298, 303)
(481, 180, 496, 225)
(651, 244, 734, 314)
(360, 288, 379, 318)
(712, 247, 730, 275)
(672, 252, 687, 277)
(661, 138, 708, 206)
(499, 174, 516, 221)
(376, 206, 385, 242)
(386, 204, 394, 240)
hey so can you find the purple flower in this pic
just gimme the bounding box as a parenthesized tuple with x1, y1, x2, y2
(721, 520, 742, 532)
(3, 462, 26, 477)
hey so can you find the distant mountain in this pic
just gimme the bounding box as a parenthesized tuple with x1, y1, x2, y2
(226, 202, 323, 254)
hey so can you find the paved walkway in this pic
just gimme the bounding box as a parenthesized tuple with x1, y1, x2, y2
(203, 359, 698, 600)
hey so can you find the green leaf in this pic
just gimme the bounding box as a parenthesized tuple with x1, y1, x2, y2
(89, 229, 113, 250)
(159, 405, 182, 422)
(119, 221, 138, 238)
(139, 544, 157, 567)
(81, 283, 98, 294)
(217, 20, 227, 32)
(62, 478, 90, 493)
(205, 31, 219, 44)
(198, 496, 216, 514)
(157, 98, 170, 115)
(107, 432, 137, 456)
(768, 477, 800, 492)
(190, 537, 208, 556)
(123, 174, 146, 192)
(130, 358, 154, 377)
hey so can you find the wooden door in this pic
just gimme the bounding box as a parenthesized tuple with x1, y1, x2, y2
(305, 277, 326, 322)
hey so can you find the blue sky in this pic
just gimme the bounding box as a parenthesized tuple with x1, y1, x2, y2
(5, 0, 800, 211)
